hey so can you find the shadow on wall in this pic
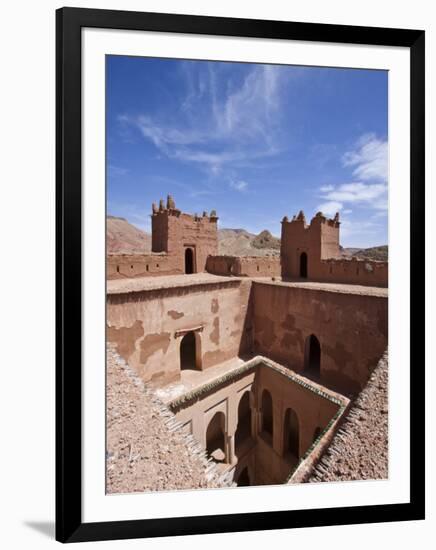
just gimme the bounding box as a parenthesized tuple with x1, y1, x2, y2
(238, 285, 254, 358)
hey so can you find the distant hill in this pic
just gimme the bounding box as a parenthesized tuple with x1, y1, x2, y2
(252, 230, 281, 251)
(350, 245, 388, 262)
(218, 228, 280, 257)
(107, 215, 151, 254)
(107, 217, 280, 256)
(107, 216, 387, 260)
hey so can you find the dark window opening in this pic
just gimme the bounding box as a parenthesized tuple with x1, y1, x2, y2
(180, 331, 197, 371)
(206, 412, 226, 463)
(283, 408, 299, 459)
(185, 248, 194, 274)
(235, 392, 252, 452)
(116, 265, 120, 273)
(300, 252, 308, 278)
(261, 389, 273, 442)
(304, 334, 321, 378)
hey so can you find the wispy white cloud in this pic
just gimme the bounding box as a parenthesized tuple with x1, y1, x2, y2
(342, 133, 388, 182)
(322, 182, 387, 204)
(318, 134, 388, 212)
(108, 164, 129, 177)
(119, 63, 286, 176)
(316, 201, 343, 216)
(229, 179, 248, 192)
(339, 218, 383, 246)
(319, 184, 334, 192)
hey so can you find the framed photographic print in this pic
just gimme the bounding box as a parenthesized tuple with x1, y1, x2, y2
(56, 7, 425, 543)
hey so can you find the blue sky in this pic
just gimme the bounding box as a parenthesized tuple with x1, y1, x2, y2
(107, 56, 388, 248)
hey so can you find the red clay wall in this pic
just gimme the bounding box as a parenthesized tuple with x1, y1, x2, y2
(317, 258, 388, 286)
(152, 209, 218, 273)
(252, 281, 388, 394)
(206, 256, 281, 277)
(107, 253, 182, 279)
(107, 279, 253, 384)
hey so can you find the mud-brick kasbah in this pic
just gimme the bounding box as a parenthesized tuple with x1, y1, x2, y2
(106, 195, 389, 493)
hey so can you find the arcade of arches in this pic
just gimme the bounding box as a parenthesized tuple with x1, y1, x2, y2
(174, 359, 345, 486)
(107, 271, 388, 488)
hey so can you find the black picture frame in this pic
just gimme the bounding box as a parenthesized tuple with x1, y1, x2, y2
(56, 7, 425, 543)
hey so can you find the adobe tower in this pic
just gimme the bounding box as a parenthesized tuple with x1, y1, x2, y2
(280, 211, 341, 279)
(151, 195, 219, 274)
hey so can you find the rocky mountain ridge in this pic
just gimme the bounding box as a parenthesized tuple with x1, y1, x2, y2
(107, 216, 387, 260)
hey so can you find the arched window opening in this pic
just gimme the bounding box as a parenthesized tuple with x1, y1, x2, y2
(116, 265, 120, 273)
(313, 426, 322, 443)
(261, 389, 273, 442)
(235, 392, 252, 452)
(180, 331, 201, 371)
(283, 408, 299, 459)
(300, 252, 308, 278)
(236, 467, 250, 487)
(206, 412, 226, 463)
(185, 248, 194, 274)
(304, 334, 321, 378)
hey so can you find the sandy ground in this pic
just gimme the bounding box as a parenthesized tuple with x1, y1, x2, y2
(308, 351, 388, 482)
(106, 344, 223, 493)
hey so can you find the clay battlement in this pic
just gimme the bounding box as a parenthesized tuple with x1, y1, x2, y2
(108, 197, 387, 287)
(281, 210, 340, 230)
(151, 195, 219, 222)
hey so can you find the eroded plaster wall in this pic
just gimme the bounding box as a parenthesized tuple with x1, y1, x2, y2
(107, 279, 253, 384)
(253, 282, 388, 394)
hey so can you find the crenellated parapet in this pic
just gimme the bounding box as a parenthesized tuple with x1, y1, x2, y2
(281, 210, 340, 230)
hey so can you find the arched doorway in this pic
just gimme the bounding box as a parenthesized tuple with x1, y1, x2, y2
(304, 334, 321, 378)
(283, 408, 299, 459)
(185, 247, 194, 274)
(235, 392, 252, 452)
(180, 331, 201, 370)
(300, 252, 308, 278)
(260, 389, 273, 442)
(206, 411, 226, 463)
(236, 467, 250, 486)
